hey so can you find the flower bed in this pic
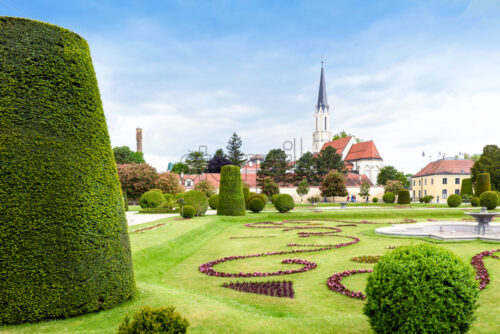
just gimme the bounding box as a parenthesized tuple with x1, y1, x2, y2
(222, 280, 294, 298)
(133, 223, 166, 233)
(326, 269, 373, 299)
(471, 249, 500, 290)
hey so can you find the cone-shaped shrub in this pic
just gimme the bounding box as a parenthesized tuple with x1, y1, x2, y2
(0, 17, 135, 324)
(397, 189, 410, 204)
(460, 178, 473, 196)
(475, 173, 491, 197)
(217, 165, 246, 216)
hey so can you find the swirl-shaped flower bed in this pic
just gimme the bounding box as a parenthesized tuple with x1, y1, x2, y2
(222, 280, 294, 298)
(326, 269, 373, 299)
(471, 249, 500, 290)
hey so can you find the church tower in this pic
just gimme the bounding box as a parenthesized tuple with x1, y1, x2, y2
(312, 62, 332, 154)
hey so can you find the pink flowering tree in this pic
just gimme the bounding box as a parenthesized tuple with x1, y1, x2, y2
(117, 163, 158, 199)
(156, 172, 185, 195)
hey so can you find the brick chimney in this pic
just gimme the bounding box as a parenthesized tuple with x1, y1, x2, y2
(136, 128, 142, 153)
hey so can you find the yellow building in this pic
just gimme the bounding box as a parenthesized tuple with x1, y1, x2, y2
(411, 159, 474, 202)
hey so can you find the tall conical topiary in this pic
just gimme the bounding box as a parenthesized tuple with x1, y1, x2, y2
(475, 173, 491, 197)
(0, 17, 135, 325)
(217, 165, 246, 216)
(460, 178, 473, 196)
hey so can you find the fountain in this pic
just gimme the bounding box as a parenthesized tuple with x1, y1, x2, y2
(375, 207, 500, 241)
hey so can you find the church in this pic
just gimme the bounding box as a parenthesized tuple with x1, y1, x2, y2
(310, 63, 384, 186)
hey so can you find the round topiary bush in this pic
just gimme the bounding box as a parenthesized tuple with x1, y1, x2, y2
(364, 244, 479, 334)
(208, 194, 219, 210)
(475, 173, 491, 197)
(274, 194, 295, 213)
(271, 194, 280, 204)
(181, 205, 196, 219)
(249, 197, 265, 213)
(259, 193, 269, 203)
(118, 306, 189, 334)
(140, 190, 166, 209)
(372, 197, 378, 203)
(217, 165, 246, 216)
(480, 191, 498, 210)
(471, 196, 481, 207)
(183, 190, 208, 216)
(0, 17, 135, 325)
(382, 192, 396, 203)
(397, 189, 410, 204)
(447, 194, 462, 208)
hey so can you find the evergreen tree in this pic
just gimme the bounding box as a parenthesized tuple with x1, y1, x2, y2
(186, 151, 207, 174)
(214, 148, 225, 157)
(260, 178, 280, 198)
(471, 145, 500, 191)
(295, 152, 318, 184)
(257, 148, 289, 184)
(316, 146, 346, 177)
(171, 162, 189, 174)
(226, 132, 246, 166)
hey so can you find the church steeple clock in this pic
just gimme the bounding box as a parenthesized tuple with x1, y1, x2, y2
(312, 62, 332, 153)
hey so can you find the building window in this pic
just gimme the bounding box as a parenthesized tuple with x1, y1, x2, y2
(424, 179, 427, 186)
(455, 189, 460, 195)
(413, 190, 415, 198)
(442, 178, 447, 185)
(186, 180, 193, 187)
(418, 190, 421, 198)
(424, 190, 427, 196)
(431, 178, 434, 185)
(442, 189, 447, 199)
(418, 180, 421, 186)
(413, 180, 415, 187)
(455, 178, 460, 184)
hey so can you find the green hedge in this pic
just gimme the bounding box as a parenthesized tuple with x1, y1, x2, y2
(480, 191, 498, 210)
(447, 194, 462, 207)
(397, 189, 410, 204)
(243, 186, 250, 209)
(217, 165, 246, 216)
(383, 192, 396, 203)
(208, 194, 219, 209)
(183, 190, 208, 216)
(471, 196, 481, 207)
(475, 173, 491, 197)
(460, 178, 473, 196)
(140, 190, 166, 208)
(274, 194, 295, 213)
(0, 17, 135, 324)
(364, 244, 479, 334)
(118, 306, 189, 334)
(271, 194, 280, 204)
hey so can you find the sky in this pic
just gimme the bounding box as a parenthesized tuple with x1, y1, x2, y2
(2, 0, 500, 174)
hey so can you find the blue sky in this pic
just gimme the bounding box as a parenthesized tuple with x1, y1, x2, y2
(2, 0, 500, 173)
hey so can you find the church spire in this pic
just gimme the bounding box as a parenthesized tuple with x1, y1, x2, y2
(316, 61, 329, 110)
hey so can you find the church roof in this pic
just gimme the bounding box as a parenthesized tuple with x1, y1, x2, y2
(344, 141, 382, 161)
(321, 136, 352, 155)
(317, 63, 329, 110)
(414, 159, 473, 177)
(345, 173, 374, 187)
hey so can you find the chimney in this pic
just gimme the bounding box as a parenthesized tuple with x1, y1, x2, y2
(136, 128, 143, 153)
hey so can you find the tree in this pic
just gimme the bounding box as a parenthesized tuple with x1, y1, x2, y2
(294, 152, 318, 184)
(296, 179, 310, 201)
(463, 153, 481, 162)
(156, 172, 185, 194)
(207, 151, 232, 173)
(332, 130, 362, 143)
(186, 151, 207, 174)
(359, 181, 371, 198)
(194, 180, 217, 197)
(117, 163, 158, 199)
(471, 145, 500, 191)
(171, 162, 189, 174)
(226, 132, 246, 166)
(384, 180, 404, 194)
(377, 166, 406, 186)
(113, 146, 145, 164)
(260, 178, 280, 198)
(257, 148, 289, 184)
(316, 146, 346, 177)
(320, 171, 348, 198)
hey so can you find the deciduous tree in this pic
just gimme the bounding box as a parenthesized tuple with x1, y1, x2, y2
(113, 146, 145, 164)
(320, 171, 348, 198)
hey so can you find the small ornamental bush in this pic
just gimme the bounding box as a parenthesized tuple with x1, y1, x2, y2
(422, 195, 433, 203)
(140, 190, 166, 209)
(181, 205, 196, 219)
(372, 197, 378, 203)
(461, 194, 472, 203)
(447, 194, 462, 207)
(382, 192, 396, 203)
(274, 194, 295, 213)
(480, 191, 498, 210)
(183, 190, 208, 216)
(471, 196, 481, 207)
(163, 193, 175, 202)
(247, 194, 267, 208)
(271, 194, 280, 204)
(475, 173, 491, 197)
(397, 189, 410, 204)
(364, 244, 479, 334)
(217, 165, 246, 216)
(117, 306, 189, 334)
(249, 197, 265, 213)
(208, 194, 219, 209)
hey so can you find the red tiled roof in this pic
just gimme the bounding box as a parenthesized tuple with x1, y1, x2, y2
(321, 136, 352, 155)
(345, 173, 374, 187)
(182, 172, 258, 188)
(344, 141, 381, 161)
(414, 159, 474, 177)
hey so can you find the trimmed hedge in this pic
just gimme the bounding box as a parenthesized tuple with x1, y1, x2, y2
(475, 173, 491, 197)
(260, 193, 269, 203)
(183, 190, 208, 216)
(480, 191, 498, 210)
(181, 205, 196, 219)
(271, 194, 280, 204)
(208, 194, 219, 210)
(249, 197, 265, 213)
(460, 178, 473, 196)
(118, 306, 189, 334)
(0, 17, 135, 324)
(471, 196, 481, 207)
(382, 192, 396, 203)
(247, 194, 267, 208)
(140, 190, 166, 208)
(217, 165, 246, 216)
(243, 186, 250, 209)
(163, 193, 175, 201)
(274, 194, 295, 213)
(364, 244, 479, 334)
(447, 194, 462, 207)
(397, 189, 410, 204)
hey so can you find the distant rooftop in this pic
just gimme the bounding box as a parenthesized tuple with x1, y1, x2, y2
(414, 159, 474, 177)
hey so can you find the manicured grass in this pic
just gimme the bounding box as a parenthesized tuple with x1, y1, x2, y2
(2, 208, 499, 333)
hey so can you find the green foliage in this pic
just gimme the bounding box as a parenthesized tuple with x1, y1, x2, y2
(372, 197, 378, 203)
(217, 165, 246, 216)
(117, 306, 189, 334)
(359, 181, 371, 198)
(0, 17, 135, 324)
(383, 192, 396, 203)
(181, 205, 196, 219)
(140, 190, 166, 209)
(257, 148, 289, 184)
(475, 173, 491, 197)
(243, 186, 250, 209)
(471, 197, 481, 207)
(316, 146, 346, 177)
(460, 178, 473, 196)
(163, 193, 175, 201)
(113, 146, 145, 164)
(320, 170, 348, 198)
(186, 151, 207, 174)
(447, 194, 463, 207)
(364, 244, 479, 334)
(480, 191, 498, 210)
(471, 145, 500, 191)
(226, 132, 247, 166)
(377, 166, 407, 186)
(124, 192, 129, 212)
(273, 194, 295, 213)
(247, 194, 267, 208)
(297, 179, 310, 197)
(260, 178, 280, 198)
(260, 193, 269, 203)
(294, 152, 318, 184)
(208, 194, 219, 210)
(332, 130, 362, 143)
(183, 190, 208, 216)
(170, 162, 189, 174)
(384, 180, 404, 195)
(194, 180, 216, 197)
(248, 197, 265, 213)
(156, 172, 185, 195)
(397, 189, 410, 204)
(117, 163, 158, 199)
(271, 194, 280, 204)
(420, 195, 432, 203)
(461, 194, 472, 203)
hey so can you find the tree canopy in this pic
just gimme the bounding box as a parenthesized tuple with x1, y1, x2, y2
(186, 151, 207, 174)
(376, 165, 407, 186)
(207, 150, 232, 173)
(171, 162, 189, 174)
(113, 146, 145, 164)
(320, 170, 348, 198)
(332, 130, 362, 143)
(226, 132, 246, 166)
(257, 148, 289, 184)
(471, 145, 500, 191)
(316, 146, 346, 177)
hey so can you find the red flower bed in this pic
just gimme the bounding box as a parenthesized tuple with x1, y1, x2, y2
(133, 223, 166, 233)
(222, 280, 294, 298)
(471, 249, 500, 290)
(326, 269, 373, 299)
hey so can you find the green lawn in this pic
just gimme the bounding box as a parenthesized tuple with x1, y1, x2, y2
(2, 208, 499, 333)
